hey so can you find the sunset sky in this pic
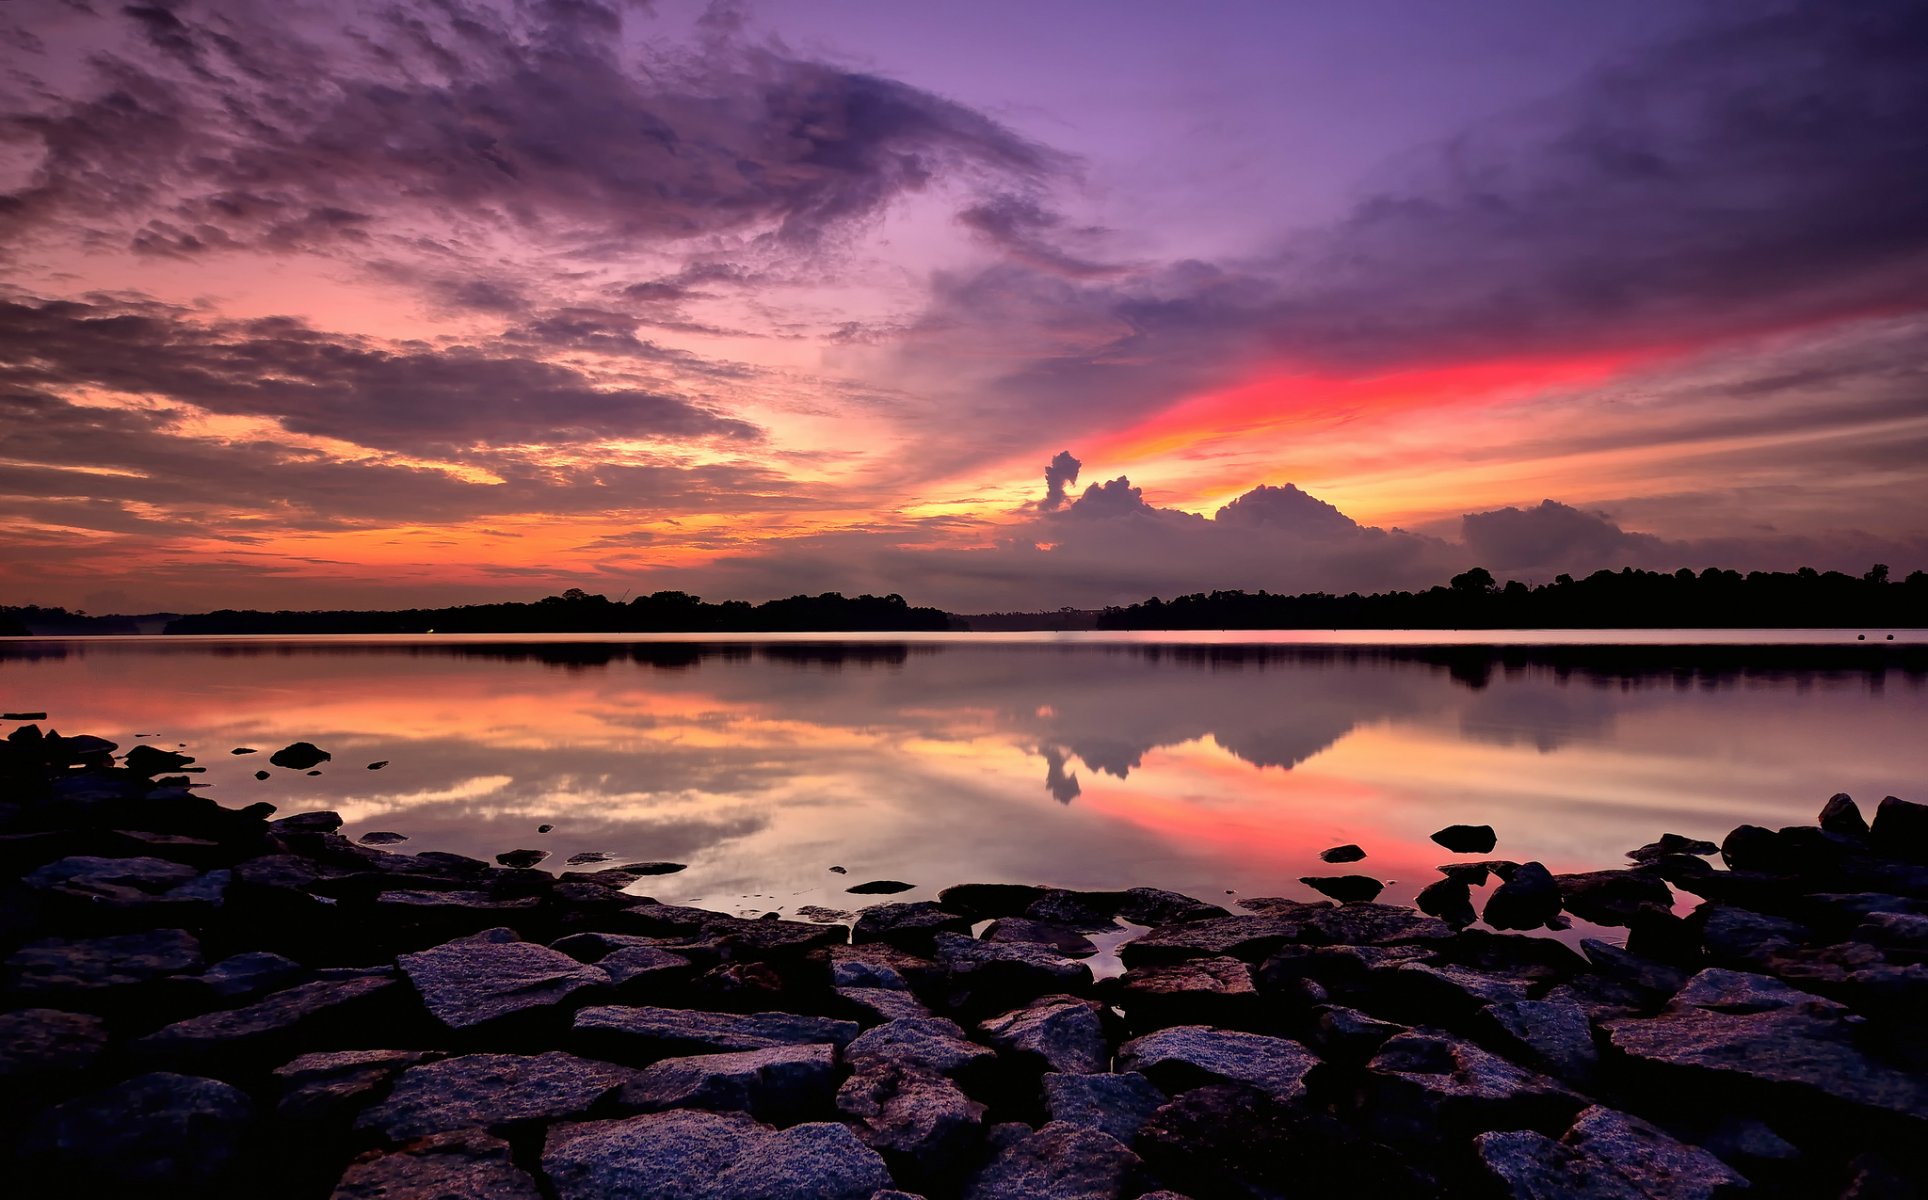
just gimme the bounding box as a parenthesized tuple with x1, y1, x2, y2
(2, 0, 1924, 613)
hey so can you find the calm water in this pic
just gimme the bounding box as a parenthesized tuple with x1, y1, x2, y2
(3, 632, 1923, 928)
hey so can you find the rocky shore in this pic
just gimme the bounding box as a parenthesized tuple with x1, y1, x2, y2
(3, 724, 1926, 1199)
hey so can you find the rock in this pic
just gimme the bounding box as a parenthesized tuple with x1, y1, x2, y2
(1305, 903, 1455, 946)
(1116, 887, 1230, 925)
(1604, 968, 1928, 1126)
(837, 1058, 986, 1182)
(1870, 796, 1928, 862)
(543, 1110, 890, 1200)
(1118, 914, 1311, 968)
(937, 883, 1048, 922)
(0, 1007, 109, 1083)
(1300, 874, 1384, 903)
(618, 1043, 837, 1123)
(1362, 1030, 1584, 1144)
(1821, 793, 1871, 836)
(365, 760, 389, 770)
(269, 741, 331, 770)
(271, 810, 343, 835)
(1484, 861, 1564, 931)
(1433, 823, 1499, 853)
(1118, 1025, 1320, 1102)
(400, 933, 609, 1035)
(1416, 877, 1478, 927)
(612, 860, 688, 875)
(1483, 998, 1600, 1085)
(1475, 1104, 1749, 1200)
(846, 1017, 998, 1080)
(576, 1005, 859, 1061)
(25, 853, 200, 899)
(704, 913, 847, 956)
(825, 942, 938, 991)
(1626, 834, 1720, 864)
(1581, 939, 1689, 999)
(1041, 1071, 1166, 1144)
(135, 976, 401, 1073)
(124, 744, 195, 775)
(1321, 843, 1367, 863)
(20, 1071, 255, 1190)
(1696, 906, 1807, 971)
(357, 1051, 634, 1142)
(1234, 895, 1337, 919)
(851, 901, 973, 950)
(190, 950, 307, 1000)
(964, 1121, 1146, 1200)
(274, 1048, 440, 1124)
(599, 944, 694, 993)
(330, 1128, 544, 1199)
(358, 830, 408, 845)
(1308, 1004, 1407, 1062)
(837, 986, 932, 1023)
(1116, 957, 1259, 1030)
(828, 865, 847, 874)
(978, 996, 1110, 1074)
(255, 770, 270, 779)
(1719, 824, 1788, 872)
(1025, 888, 1130, 929)
(1376, 961, 1531, 1020)
(6, 928, 204, 999)
(933, 931, 1093, 1011)
(1554, 870, 1675, 927)
(981, 917, 1097, 957)
(847, 880, 916, 894)
(495, 848, 549, 869)
(797, 905, 853, 923)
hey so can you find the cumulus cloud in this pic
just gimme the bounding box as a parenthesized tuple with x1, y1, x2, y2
(1461, 500, 1666, 575)
(1039, 450, 1081, 511)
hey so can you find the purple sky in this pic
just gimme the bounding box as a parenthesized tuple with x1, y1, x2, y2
(1, 0, 1924, 612)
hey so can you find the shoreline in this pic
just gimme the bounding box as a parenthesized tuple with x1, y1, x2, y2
(3, 725, 1925, 1198)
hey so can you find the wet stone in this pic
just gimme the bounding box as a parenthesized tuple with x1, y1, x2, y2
(1116, 956, 1259, 1029)
(1320, 843, 1367, 863)
(847, 879, 917, 895)
(847, 1016, 999, 1080)
(330, 1128, 544, 1200)
(1304, 902, 1455, 946)
(1484, 861, 1564, 931)
(1626, 834, 1720, 864)
(356, 1051, 635, 1142)
(1118, 1025, 1320, 1103)
(1555, 870, 1675, 927)
(964, 1121, 1146, 1200)
(1300, 874, 1384, 904)
(851, 901, 974, 949)
(495, 848, 549, 869)
(977, 996, 1111, 1074)
(617, 1043, 838, 1123)
(1118, 914, 1311, 968)
(269, 741, 331, 770)
(837, 1058, 987, 1182)
(1433, 824, 1499, 853)
(400, 933, 609, 1034)
(1042, 1071, 1167, 1144)
(981, 917, 1098, 957)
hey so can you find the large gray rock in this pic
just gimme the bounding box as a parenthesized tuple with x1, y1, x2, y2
(846, 1017, 998, 1080)
(1117, 1026, 1320, 1102)
(21, 1071, 256, 1190)
(543, 1109, 891, 1200)
(617, 1043, 837, 1123)
(1042, 1071, 1167, 1144)
(1362, 1029, 1585, 1144)
(1476, 1104, 1749, 1199)
(5, 928, 203, 998)
(964, 1121, 1146, 1200)
(134, 976, 401, 1072)
(356, 1051, 635, 1142)
(400, 933, 608, 1034)
(977, 996, 1110, 1074)
(576, 1005, 859, 1061)
(837, 1058, 987, 1182)
(1604, 968, 1928, 1125)
(330, 1129, 545, 1200)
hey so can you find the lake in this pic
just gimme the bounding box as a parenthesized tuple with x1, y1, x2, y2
(4, 631, 1923, 934)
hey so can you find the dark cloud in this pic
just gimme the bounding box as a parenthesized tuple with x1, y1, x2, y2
(1461, 500, 1665, 574)
(1039, 449, 1080, 511)
(958, 193, 1123, 280)
(1214, 485, 1358, 536)
(0, 296, 757, 453)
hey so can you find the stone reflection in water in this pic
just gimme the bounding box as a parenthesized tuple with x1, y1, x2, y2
(1, 639, 1922, 922)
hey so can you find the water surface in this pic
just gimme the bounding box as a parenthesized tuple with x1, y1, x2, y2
(4, 632, 1922, 927)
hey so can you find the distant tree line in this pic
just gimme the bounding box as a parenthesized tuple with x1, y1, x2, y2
(154, 590, 951, 635)
(1096, 565, 1927, 630)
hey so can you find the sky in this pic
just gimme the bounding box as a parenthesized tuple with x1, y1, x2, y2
(1, 0, 1925, 613)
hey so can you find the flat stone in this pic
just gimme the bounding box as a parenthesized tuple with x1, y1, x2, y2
(1300, 874, 1384, 903)
(1476, 1104, 1749, 1200)
(1433, 824, 1498, 853)
(837, 1058, 987, 1182)
(400, 934, 608, 1033)
(981, 917, 1097, 957)
(24, 853, 200, 898)
(135, 976, 400, 1070)
(330, 1129, 544, 1200)
(1116, 887, 1229, 925)
(1118, 1026, 1320, 1102)
(977, 996, 1110, 1074)
(357, 1051, 635, 1142)
(617, 1044, 837, 1123)
(1308, 1005, 1408, 1062)
(269, 741, 331, 769)
(1555, 871, 1675, 927)
(271, 810, 343, 834)
(274, 1048, 441, 1124)
(599, 944, 694, 993)
(825, 943, 940, 991)
(1304, 903, 1455, 946)
(1363, 1030, 1584, 1143)
(964, 1121, 1146, 1200)
(1235, 896, 1336, 919)
(1118, 915, 1310, 967)
(846, 1016, 998, 1079)
(495, 848, 549, 868)
(21, 1071, 255, 1190)
(0, 1007, 109, 1081)
(1483, 999, 1600, 1085)
(1321, 843, 1367, 863)
(933, 931, 1093, 1006)
(190, 951, 307, 1000)
(576, 1005, 859, 1061)
(837, 986, 933, 1023)
(6, 928, 204, 997)
(1025, 888, 1130, 930)
(543, 1109, 892, 1200)
(851, 901, 973, 949)
(1116, 956, 1259, 1029)
(1626, 834, 1719, 864)
(936, 882, 1051, 920)
(1042, 1071, 1167, 1144)
(847, 879, 917, 894)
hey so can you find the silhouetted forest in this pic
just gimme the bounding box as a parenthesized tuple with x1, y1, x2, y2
(1096, 565, 1927, 629)
(152, 590, 951, 635)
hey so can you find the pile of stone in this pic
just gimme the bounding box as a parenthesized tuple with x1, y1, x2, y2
(2, 722, 1925, 1198)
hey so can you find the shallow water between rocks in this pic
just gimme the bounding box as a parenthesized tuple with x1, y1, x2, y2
(4, 631, 1923, 947)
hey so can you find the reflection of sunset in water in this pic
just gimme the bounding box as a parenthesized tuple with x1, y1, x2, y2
(3, 637, 1923, 927)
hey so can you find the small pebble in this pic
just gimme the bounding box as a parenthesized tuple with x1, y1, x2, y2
(538, 823, 553, 833)
(366, 760, 388, 770)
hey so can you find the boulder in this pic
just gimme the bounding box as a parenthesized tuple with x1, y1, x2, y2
(1416, 877, 1478, 927)
(977, 996, 1110, 1074)
(1304, 903, 1455, 946)
(837, 1058, 986, 1183)
(1554, 870, 1674, 927)
(1320, 843, 1367, 863)
(274, 1048, 441, 1124)
(400, 932, 609, 1035)
(847, 880, 917, 894)
(963, 1121, 1146, 1200)
(0, 1007, 110, 1085)
(1361, 1030, 1584, 1144)
(1117, 1025, 1320, 1103)
(933, 932, 1093, 1012)
(356, 1051, 634, 1142)
(268, 741, 330, 770)
(617, 1043, 837, 1124)
(543, 1110, 891, 1200)
(134, 975, 401, 1074)
(1869, 796, 1928, 862)
(936, 882, 1051, 920)
(1482, 998, 1600, 1086)
(1433, 824, 1498, 853)
(851, 901, 974, 950)
(330, 1128, 544, 1200)
(20, 1071, 256, 1191)
(5, 928, 203, 1000)
(1626, 834, 1720, 864)
(1484, 862, 1563, 931)
(1300, 874, 1383, 903)
(846, 1017, 998, 1081)
(495, 848, 549, 869)
(576, 1005, 858, 1062)
(1041, 1071, 1166, 1144)
(1116, 887, 1230, 925)
(1115, 956, 1260, 1030)
(1476, 1104, 1749, 1200)
(980, 917, 1097, 957)
(837, 986, 932, 1024)
(1117, 914, 1310, 968)
(1025, 888, 1130, 930)
(1820, 794, 1870, 836)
